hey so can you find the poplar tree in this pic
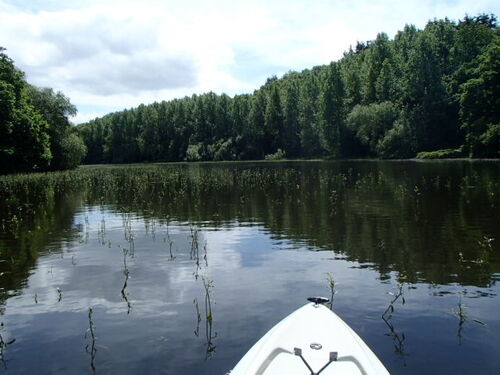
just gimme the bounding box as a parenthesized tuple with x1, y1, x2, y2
(318, 63, 345, 157)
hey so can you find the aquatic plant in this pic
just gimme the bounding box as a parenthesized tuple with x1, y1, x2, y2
(453, 292, 486, 343)
(382, 283, 405, 319)
(202, 277, 217, 359)
(97, 217, 106, 246)
(121, 248, 132, 314)
(190, 227, 202, 279)
(167, 235, 175, 261)
(326, 272, 336, 310)
(0, 323, 15, 368)
(85, 307, 97, 374)
(123, 214, 135, 256)
(382, 283, 407, 360)
(193, 298, 201, 337)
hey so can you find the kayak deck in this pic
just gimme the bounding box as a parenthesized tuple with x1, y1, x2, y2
(230, 302, 389, 375)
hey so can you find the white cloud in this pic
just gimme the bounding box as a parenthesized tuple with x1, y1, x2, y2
(0, 0, 498, 123)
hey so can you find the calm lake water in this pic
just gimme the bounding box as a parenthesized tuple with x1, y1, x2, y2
(0, 160, 499, 374)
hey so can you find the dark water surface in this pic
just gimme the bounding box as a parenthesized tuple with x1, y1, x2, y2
(0, 160, 499, 374)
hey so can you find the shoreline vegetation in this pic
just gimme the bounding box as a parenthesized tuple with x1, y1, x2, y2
(1, 14, 499, 175)
(1, 157, 499, 184)
(0, 48, 87, 174)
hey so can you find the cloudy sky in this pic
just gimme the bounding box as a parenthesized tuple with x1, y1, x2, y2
(1, 0, 498, 124)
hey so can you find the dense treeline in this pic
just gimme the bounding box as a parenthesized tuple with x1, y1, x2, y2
(79, 15, 499, 163)
(0, 48, 86, 174)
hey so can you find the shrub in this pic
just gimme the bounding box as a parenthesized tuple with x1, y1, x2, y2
(416, 147, 465, 159)
(264, 148, 286, 160)
(185, 144, 202, 161)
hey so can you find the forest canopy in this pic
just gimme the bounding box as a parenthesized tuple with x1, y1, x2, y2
(1, 14, 499, 175)
(78, 14, 499, 163)
(0, 48, 86, 174)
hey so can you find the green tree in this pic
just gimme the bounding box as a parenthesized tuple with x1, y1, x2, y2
(264, 84, 283, 154)
(454, 14, 496, 65)
(347, 102, 399, 156)
(79, 120, 106, 164)
(375, 59, 396, 102)
(298, 71, 322, 156)
(76, 14, 499, 163)
(376, 113, 415, 158)
(459, 35, 500, 157)
(0, 48, 52, 173)
(26, 86, 85, 170)
(59, 130, 87, 169)
(318, 63, 345, 157)
(137, 103, 160, 161)
(282, 79, 301, 157)
(230, 94, 253, 159)
(340, 51, 363, 109)
(362, 33, 392, 103)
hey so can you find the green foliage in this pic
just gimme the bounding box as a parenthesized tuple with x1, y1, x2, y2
(77, 14, 499, 163)
(0, 49, 52, 173)
(318, 63, 345, 157)
(0, 48, 85, 174)
(363, 33, 392, 103)
(297, 71, 322, 156)
(282, 80, 301, 157)
(376, 115, 415, 159)
(347, 102, 399, 156)
(264, 148, 286, 160)
(59, 131, 87, 169)
(416, 147, 465, 159)
(26, 85, 83, 170)
(264, 85, 283, 154)
(185, 143, 203, 161)
(9, 102, 52, 171)
(459, 33, 500, 157)
(209, 138, 236, 161)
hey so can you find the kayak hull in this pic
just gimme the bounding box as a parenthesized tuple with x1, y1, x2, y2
(230, 303, 390, 375)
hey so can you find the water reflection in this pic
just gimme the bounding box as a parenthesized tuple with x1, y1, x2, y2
(0, 323, 15, 369)
(1, 161, 499, 290)
(85, 307, 97, 374)
(452, 290, 488, 345)
(0, 161, 498, 374)
(192, 277, 217, 359)
(120, 249, 132, 314)
(382, 283, 407, 364)
(200, 277, 217, 360)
